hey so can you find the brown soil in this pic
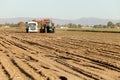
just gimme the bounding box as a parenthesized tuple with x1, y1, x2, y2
(0, 28, 120, 80)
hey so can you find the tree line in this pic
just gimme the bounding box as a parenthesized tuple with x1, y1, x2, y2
(0, 23, 18, 27)
(59, 21, 120, 28)
(0, 22, 25, 27)
(0, 21, 120, 28)
(93, 21, 120, 28)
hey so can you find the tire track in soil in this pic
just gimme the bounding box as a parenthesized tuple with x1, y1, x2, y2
(0, 37, 45, 80)
(1, 29, 120, 80)
(13, 35, 120, 58)
(0, 62, 9, 80)
(0, 52, 30, 80)
(9, 35, 120, 79)
(45, 50, 120, 80)
(12, 48, 83, 80)
(0, 36, 73, 80)
(10, 35, 120, 80)
(36, 37, 120, 66)
(17, 38, 120, 71)
(55, 59, 106, 80)
(10, 58, 44, 80)
(38, 38, 120, 62)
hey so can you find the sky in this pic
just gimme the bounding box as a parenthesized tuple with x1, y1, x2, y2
(0, 0, 120, 19)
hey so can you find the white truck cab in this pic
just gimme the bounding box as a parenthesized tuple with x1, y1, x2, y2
(26, 21, 38, 33)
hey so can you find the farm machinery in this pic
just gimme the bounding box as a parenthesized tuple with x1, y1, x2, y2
(26, 19, 55, 33)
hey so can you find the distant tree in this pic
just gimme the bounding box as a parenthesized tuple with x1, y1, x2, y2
(0, 23, 17, 27)
(72, 24, 77, 28)
(116, 22, 120, 27)
(10, 23, 17, 27)
(107, 21, 115, 28)
(18, 22, 25, 27)
(102, 25, 107, 28)
(78, 24, 82, 28)
(0, 24, 3, 27)
(93, 24, 108, 28)
(93, 25, 99, 28)
(93, 24, 102, 28)
(68, 23, 73, 28)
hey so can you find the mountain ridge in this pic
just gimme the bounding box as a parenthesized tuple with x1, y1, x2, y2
(0, 17, 120, 26)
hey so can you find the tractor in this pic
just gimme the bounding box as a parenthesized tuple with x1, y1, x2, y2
(31, 19, 55, 33)
(40, 19, 55, 33)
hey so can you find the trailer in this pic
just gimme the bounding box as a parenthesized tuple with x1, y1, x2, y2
(32, 19, 55, 33)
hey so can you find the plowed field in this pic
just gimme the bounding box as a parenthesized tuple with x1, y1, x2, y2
(0, 28, 120, 80)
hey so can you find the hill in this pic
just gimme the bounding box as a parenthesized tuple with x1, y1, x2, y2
(0, 17, 120, 26)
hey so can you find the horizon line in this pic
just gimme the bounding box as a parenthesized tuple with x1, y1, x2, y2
(0, 17, 120, 20)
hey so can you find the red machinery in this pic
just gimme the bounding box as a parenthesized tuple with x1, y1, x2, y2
(32, 19, 55, 33)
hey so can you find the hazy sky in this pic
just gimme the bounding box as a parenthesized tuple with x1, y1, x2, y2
(0, 0, 120, 19)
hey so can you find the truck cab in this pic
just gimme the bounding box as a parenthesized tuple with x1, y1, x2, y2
(26, 21, 38, 33)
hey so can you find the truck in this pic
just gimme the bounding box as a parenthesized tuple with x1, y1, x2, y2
(26, 21, 38, 33)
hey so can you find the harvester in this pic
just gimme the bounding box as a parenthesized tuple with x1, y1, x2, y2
(40, 19, 55, 33)
(26, 19, 55, 33)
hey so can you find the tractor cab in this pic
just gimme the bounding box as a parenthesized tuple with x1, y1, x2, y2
(40, 19, 55, 33)
(46, 22, 55, 33)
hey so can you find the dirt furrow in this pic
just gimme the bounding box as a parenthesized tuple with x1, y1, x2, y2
(10, 35, 120, 72)
(0, 28, 120, 80)
(0, 52, 30, 80)
(0, 62, 9, 80)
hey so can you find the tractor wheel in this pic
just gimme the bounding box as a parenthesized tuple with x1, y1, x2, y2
(40, 29, 42, 33)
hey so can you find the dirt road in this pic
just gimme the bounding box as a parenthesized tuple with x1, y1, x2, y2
(0, 28, 120, 80)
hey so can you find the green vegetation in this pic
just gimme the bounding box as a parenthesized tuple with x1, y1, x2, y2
(0, 21, 120, 34)
(58, 21, 120, 33)
(60, 28, 120, 33)
(0, 21, 25, 27)
(0, 23, 18, 27)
